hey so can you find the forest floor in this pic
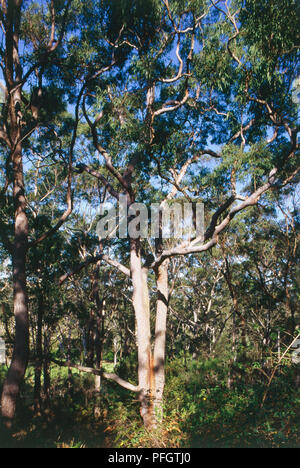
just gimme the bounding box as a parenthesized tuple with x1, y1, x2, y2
(0, 407, 109, 448)
(1, 402, 299, 449)
(0, 359, 300, 448)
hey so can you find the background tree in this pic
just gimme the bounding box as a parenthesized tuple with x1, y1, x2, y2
(0, 0, 298, 439)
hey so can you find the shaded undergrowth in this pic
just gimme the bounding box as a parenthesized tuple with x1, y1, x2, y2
(0, 357, 299, 448)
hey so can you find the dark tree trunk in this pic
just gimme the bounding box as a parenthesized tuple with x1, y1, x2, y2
(34, 295, 43, 414)
(1, 151, 29, 427)
(86, 312, 95, 368)
(1, 140, 29, 430)
(0, 0, 30, 431)
(43, 333, 51, 410)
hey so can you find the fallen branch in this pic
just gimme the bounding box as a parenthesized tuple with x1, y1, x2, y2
(51, 358, 139, 393)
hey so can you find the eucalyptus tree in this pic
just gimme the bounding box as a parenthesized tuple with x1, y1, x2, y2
(0, 0, 298, 432)
(228, 203, 299, 354)
(0, 0, 125, 428)
(56, 0, 298, 429)
(0, 0, 81, 428)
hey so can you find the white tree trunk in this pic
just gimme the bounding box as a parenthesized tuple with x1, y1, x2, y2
(153, 259, 169, 423)
(130, 239, 153, 428)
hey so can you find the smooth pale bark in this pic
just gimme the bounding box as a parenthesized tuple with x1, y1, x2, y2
(130, 239, 153, 429)
(153, 259, 169, 422)
(94, 306, 104, 393)
(51, 358, 140, 392)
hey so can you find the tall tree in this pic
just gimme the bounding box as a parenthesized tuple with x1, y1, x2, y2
(0, 0, 75, 429)
(0, 0, 298, 432)
(70, 0, 299, 428)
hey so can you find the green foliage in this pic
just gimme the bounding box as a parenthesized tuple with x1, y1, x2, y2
(241, 0, 300, 59)
(0, 0, 299, 450)
(102, 0, 162, 52)
(0, 354, 299, 448)
(162, 356, 300, 448)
